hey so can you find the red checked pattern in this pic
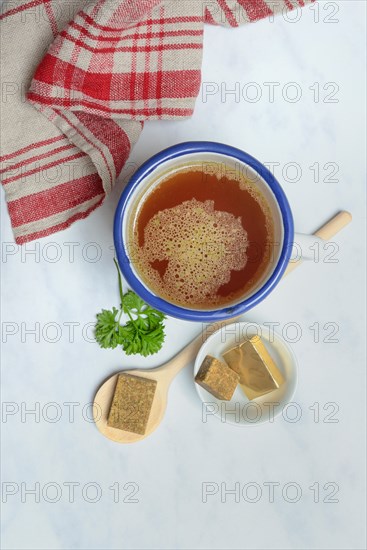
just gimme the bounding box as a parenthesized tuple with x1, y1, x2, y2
(1, 0, 314, 244)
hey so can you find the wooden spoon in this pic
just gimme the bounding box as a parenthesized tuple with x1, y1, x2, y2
(93, 211, 352, 443)
(93, 320, 232, 443)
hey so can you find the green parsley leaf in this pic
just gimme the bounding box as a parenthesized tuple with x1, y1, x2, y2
(95, 307, 121, 349)
(119, 321, 166, 357)
(121, 289, 146, 314)
(122, 290, 165, 329)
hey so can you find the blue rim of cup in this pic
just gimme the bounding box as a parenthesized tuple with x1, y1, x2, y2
(114, 141, 294, 322)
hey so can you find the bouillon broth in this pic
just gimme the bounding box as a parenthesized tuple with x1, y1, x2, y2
(128, 163, 274, 309)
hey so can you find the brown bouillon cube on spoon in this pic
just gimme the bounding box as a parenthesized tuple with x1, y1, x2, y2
(107, 374, 157, 435)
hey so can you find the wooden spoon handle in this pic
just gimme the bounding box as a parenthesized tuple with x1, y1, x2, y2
(283, 210, 352, 277)
(158, 319, 238, 380)
(313, 210, 352, 240)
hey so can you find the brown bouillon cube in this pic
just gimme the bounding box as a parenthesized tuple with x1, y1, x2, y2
(195, 355, 239, 401)
(107, 374, 157, 435)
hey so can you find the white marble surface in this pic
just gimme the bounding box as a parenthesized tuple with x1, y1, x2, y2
(1, 2, 366, 549)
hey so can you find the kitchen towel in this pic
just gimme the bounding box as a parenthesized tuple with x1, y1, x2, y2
(0, 0, 314, 244)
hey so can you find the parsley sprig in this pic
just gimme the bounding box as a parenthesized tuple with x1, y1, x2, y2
(95, 259, 166, 357)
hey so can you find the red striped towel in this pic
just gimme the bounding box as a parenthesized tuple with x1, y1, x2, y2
(0, 0, 314, 244)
